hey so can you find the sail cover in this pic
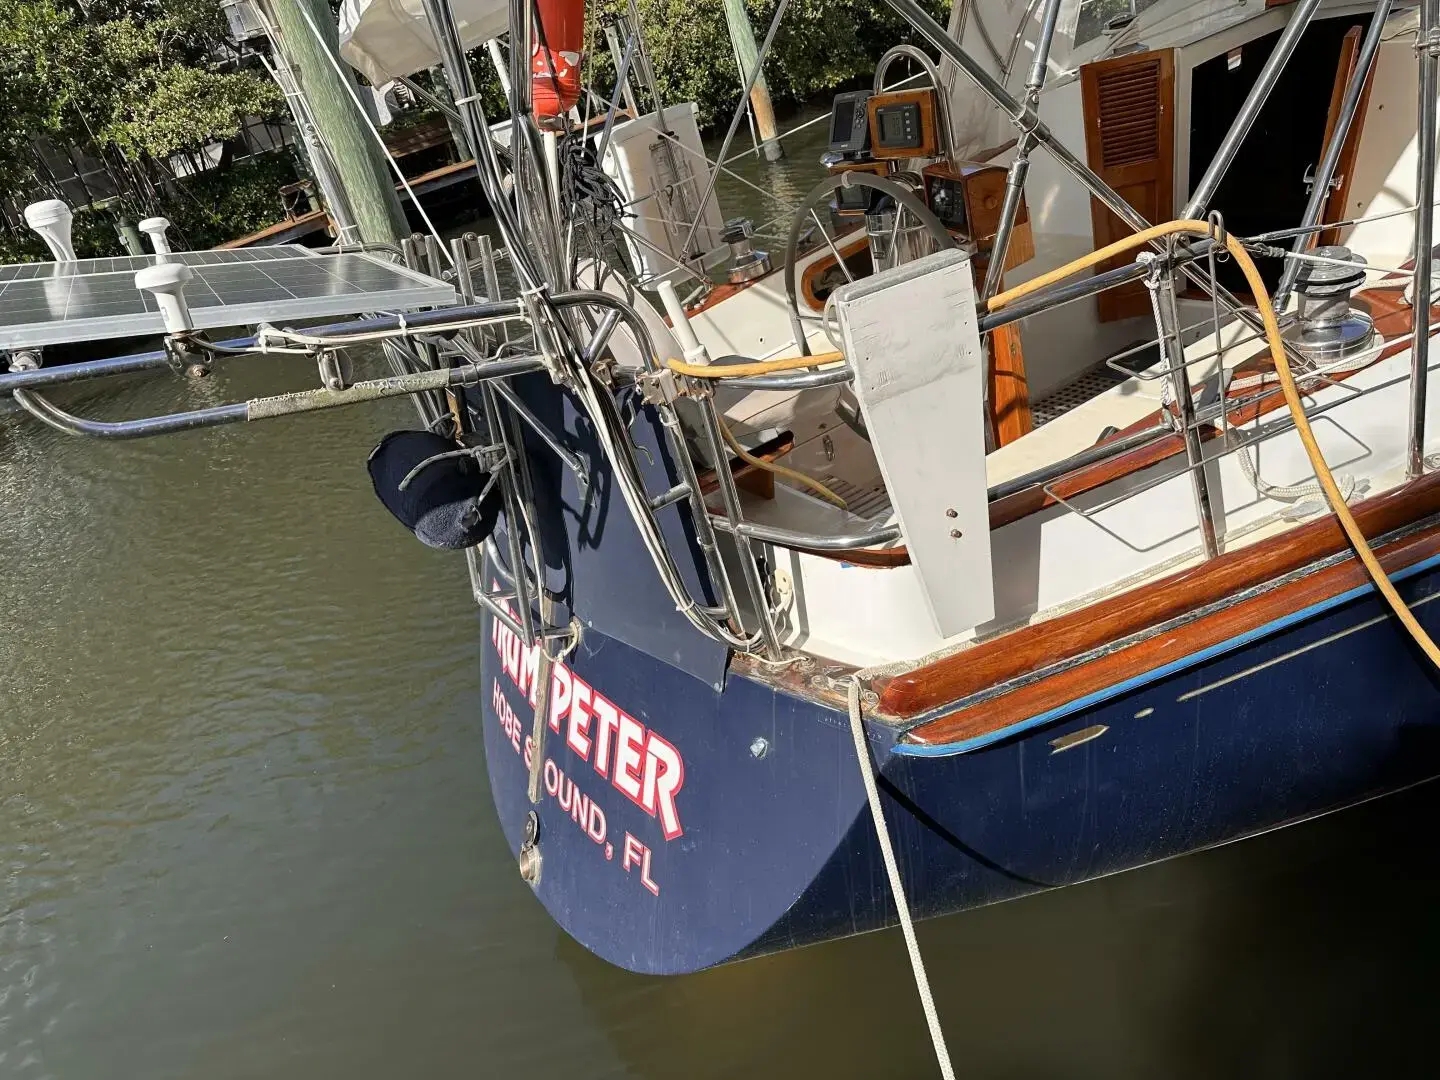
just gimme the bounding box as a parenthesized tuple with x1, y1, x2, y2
(337, 0, 508, 84)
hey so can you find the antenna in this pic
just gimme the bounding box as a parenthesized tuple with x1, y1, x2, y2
(23, 200, 77, 262)
(138, 217, 174, 255)
(135, 263, 196, 334)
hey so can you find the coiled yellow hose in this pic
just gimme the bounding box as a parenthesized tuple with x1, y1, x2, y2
(717, 416, 849, 509)
(667, 223, 1440, 670)
(987, 219, 1440, 668)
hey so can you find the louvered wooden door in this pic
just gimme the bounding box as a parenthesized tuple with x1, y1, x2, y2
(1080, 49, 1176, 322)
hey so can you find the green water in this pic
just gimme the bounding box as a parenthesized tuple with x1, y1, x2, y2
(3, 109, 1439, 1079)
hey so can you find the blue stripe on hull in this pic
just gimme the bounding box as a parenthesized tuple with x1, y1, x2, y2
(481, 555, 1440, 974)
(895, 551, 1440, 758)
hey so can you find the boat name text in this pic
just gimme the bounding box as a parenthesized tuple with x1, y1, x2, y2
(491, 614, 685, 840)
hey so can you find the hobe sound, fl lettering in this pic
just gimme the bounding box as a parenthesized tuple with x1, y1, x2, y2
(488, 607, 682, 896)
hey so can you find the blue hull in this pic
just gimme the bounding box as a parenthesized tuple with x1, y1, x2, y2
(481, 549, 1440, 975)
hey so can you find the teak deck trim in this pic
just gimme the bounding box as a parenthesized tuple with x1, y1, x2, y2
(879, 468, 1440, 720)
(899, 515, 1440, 750)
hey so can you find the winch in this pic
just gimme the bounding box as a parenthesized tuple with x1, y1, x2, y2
(721, 218, 771, 283)
(1284, 245, 1374, 362)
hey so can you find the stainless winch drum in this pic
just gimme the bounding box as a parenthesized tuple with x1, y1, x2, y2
(1283, 244, 1375, 362)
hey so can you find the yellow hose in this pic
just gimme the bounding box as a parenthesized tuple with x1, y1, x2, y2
(992, 218, 1440, 668)
(717, 416, 849, 509)
(667, 350, 846, 378)
(660, 223, 1440, 671)
(667, 350, 850, 506)
(986, 220, 1218, 313)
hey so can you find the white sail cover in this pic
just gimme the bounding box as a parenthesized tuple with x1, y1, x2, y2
(337, 0, 508, 84)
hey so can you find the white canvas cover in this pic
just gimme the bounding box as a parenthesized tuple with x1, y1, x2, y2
(337, 0, 508, 84)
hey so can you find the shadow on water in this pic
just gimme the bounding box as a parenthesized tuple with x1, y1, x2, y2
(556, 779, 1440, 1080)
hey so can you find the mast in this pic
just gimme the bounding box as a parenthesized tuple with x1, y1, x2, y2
(261, 0, 408, 244)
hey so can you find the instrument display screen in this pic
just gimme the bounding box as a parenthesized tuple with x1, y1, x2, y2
(874, 104, 922, 150)
(925, 173, 967, 231)
(834, 183, 871, 215)
(826, 91, 872, 156)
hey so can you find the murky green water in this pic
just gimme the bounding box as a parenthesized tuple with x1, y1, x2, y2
(3, 108, 1439, 1079)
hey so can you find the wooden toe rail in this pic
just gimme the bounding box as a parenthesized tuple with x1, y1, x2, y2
(902, 515, 1440, 748)
(879, 468, 1440, 720)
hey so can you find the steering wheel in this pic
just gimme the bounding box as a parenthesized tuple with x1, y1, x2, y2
(782, 172, 958, 353)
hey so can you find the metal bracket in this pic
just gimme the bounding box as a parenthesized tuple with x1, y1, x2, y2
(5, 349, 40, 373)
(1417, 27, 1440, 56)
(1302, 163, 1344, 195)
(164, 336, 211, 379)
(476, 440, 511, 471)
(637, 367, 679, 405)
(517, 810, 542, 886)
(519, 287, 565, 384)
(316, 348, 353, 391)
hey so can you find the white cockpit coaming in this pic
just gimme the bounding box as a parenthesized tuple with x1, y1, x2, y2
(663, 0, 1438, 671)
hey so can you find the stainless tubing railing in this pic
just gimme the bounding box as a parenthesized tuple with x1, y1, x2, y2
(12, 355, 545, 439)
(724, 365, 856, 391)
(1145, 250, 1220, 557)
(0, 337, 253, 393)
(712, 517, 903, 551)
(981, 0, 1064, 302)
(977, 242, 1212, 334)
(549, 291, 759, 650)
(12, 393, 248, 439)
(1411, 0, 1439, 478)
(986, 423, 1172, 502)
(1272, 0, 1392, 308)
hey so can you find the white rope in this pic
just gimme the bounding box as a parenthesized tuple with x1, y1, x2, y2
(1234, 431, 1357, 502)
(846, 678, 956, 1080)
(254, 312, 521, 348)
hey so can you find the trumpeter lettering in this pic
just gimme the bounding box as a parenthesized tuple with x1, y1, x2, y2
(492, 613, 686, 840)
(622, 832, 659, 896)
(492, 679, 523, 755)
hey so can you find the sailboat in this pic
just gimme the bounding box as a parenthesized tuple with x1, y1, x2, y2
(5, 0, 1440, 983)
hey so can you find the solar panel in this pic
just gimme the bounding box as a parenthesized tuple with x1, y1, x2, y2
(0, 245, 456, 350)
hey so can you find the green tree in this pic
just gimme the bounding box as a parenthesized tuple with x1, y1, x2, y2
(102, 60, 283, 161)
(83, 0, 282, 162)
(0, 0, 87, 192)
(586, 0, 951, 127)
(0, 0, 289, 257)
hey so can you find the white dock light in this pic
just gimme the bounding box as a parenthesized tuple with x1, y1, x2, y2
(135, 262, 196, 334)
(138, 216, 174, 255)
(23, 200, 77, 262)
